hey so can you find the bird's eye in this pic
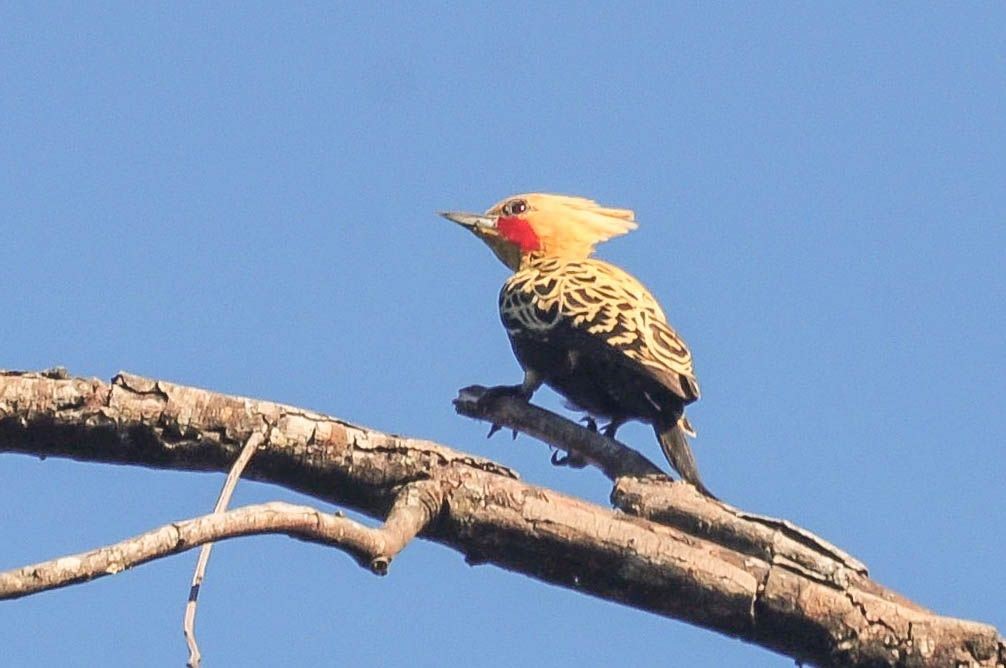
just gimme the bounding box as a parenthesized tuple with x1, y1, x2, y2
(504, 199, 528, 216)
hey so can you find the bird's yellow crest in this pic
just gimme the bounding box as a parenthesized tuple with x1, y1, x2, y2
(441, 193, 637, 269)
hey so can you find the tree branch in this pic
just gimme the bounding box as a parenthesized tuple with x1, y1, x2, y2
(1, 370, 1002, 667)
(453, 384, 663, 479)
(0, 483, 440, 600)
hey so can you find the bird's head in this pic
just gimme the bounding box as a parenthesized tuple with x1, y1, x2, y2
(440, 193, 637, 270)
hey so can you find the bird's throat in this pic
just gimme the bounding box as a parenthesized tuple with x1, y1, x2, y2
(497, 216, 541, 253)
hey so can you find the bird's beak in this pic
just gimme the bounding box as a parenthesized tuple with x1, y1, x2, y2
(440, 209, 521, 270)
(439, 211, 497, 232)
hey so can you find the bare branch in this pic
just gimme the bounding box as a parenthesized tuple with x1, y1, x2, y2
(453, 384, 663, 479)
(612, 477, 870, 587)
(1, 370, 1003, 667)
(0, 481, 442, 600)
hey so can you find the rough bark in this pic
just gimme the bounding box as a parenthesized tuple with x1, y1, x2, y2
(0, 492, 438, 599)
(1, 370, 1002, 667)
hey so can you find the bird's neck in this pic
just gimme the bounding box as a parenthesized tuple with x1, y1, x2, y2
(517, 249, 594, 271)
(517, 252, 547, 270)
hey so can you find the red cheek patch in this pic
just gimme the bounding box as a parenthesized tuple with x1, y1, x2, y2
(496, 216, 541, 252)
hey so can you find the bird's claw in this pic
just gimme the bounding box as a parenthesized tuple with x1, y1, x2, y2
(485, 423, 520, 440)
(579, 416, 598, 432)
(550, 450, 588, 468)
(476, 384, 532, 411)
(479, 384, 530, 439)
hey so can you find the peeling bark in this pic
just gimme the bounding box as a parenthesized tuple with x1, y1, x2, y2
(1, 370, 1002, 667)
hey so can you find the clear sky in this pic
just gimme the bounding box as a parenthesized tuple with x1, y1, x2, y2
(2, 3, 1004, 666)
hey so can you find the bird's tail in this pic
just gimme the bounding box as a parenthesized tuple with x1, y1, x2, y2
(655, 417, 716, 499)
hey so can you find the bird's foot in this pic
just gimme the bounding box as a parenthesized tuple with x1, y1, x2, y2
(602, 421, 622, 439)
(550, 449, 588, 469)
(476, 384, 532, 410)
(484, 423, 519, 439)
(478, 385, 531, 439)
(579, 416, 599, 432)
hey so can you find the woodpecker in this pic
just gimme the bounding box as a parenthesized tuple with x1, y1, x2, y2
(441, 193, 713, 497)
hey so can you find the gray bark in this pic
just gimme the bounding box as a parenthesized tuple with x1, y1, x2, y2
(1, 370, 1002, 667)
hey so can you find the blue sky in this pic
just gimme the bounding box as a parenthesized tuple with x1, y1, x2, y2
(2, 3, 1004, 666)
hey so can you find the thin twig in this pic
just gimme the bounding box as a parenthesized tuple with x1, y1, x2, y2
(184, 429, 266, 668)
